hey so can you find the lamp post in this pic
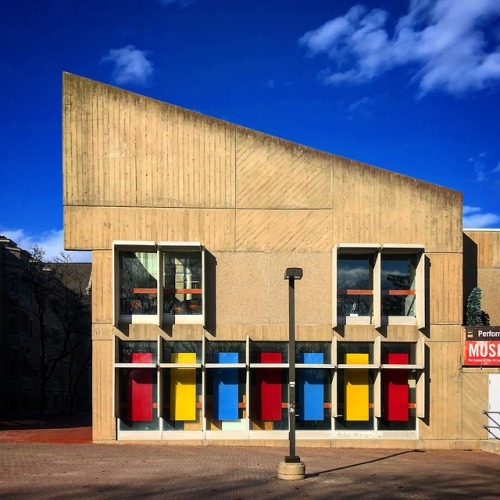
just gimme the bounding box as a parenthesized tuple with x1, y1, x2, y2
(278, 267, 305, 480)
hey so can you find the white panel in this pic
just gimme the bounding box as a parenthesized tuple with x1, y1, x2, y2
(157, 250, 163, 327)
(374, 336, 381, 366)
(331, 337, 337, 366)
(332, 369, 338, 418)
(488, 374, 500, 439)
(374, 370, 381, 418)
(202, 334, 207, 433)
(246, 335, 250, 431)
(416, 337, 425, 368)
(332, 246, 337, 328)
(373, 251, 381, 328)
(222, 420, 246, 430)
(157, 241, 203, 250)
(417, 251, 426, 329)
(202, 246, 206, 327)
(381, 244, 425, 253)
(112, 246, 118, 326)
(337, 244, 380, 252)
(416, 371, 425, 419)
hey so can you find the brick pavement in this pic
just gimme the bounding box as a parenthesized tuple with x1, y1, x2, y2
(1, 442, 499, 499)
(0, 414, 91, 444)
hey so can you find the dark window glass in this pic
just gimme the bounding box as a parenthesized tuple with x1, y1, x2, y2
(163, 252, 202, 315)
(381, 255, 416, 317)
(337, 255, 373, 316)
(119, 251, 158, 315)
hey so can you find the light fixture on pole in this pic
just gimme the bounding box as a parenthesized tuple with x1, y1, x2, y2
(278, 267, 305, 481)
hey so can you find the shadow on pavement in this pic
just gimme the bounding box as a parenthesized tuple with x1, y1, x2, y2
(0, 413, 92, 443)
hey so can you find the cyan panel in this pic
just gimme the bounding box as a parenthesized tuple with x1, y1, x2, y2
(213, 352, 239, 420)
(298, 352, 324, 421)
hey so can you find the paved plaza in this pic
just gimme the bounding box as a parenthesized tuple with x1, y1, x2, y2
(0, 416, 499, 499)
(1, 441, 500, 499)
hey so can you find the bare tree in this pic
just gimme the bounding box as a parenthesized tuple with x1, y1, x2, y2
(50, 255, 91, 414)
(24, 247, 91, 416)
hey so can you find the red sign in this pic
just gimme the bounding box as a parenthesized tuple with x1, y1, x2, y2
(463, 327, 500, 366)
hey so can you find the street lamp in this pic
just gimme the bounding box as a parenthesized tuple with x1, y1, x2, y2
(278, 267, 306, 480)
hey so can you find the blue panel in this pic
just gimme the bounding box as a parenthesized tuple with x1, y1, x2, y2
(213, 352, 239, 420)
(301, 353, 324, 364)
(298, 353, 324, 421)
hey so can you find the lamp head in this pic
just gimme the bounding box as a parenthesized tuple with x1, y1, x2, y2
(284, 267, 303, 280)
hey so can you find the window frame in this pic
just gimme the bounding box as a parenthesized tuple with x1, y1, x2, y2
(158, 242, 205, 326)
(333, 244, 380, 327)
(332, 244, 425, 328)
(113, 241, 205, 326)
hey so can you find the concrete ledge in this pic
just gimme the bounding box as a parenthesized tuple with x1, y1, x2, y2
(480, 440, 500, 455)
(278, 461, 306, 481)
(101, 438, 484, 450)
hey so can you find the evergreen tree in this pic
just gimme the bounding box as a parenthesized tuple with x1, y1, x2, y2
(466, 287, 483, 326)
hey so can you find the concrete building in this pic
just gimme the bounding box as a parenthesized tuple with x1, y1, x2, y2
(62, 73, 500, 449)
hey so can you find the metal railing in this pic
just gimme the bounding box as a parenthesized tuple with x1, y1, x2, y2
(482, 410, 500, 439)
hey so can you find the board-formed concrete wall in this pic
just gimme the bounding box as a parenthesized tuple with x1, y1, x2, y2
(62, 73, 477, 447)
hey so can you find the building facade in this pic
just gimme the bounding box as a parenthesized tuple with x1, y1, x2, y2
(63, 73, 500, 449)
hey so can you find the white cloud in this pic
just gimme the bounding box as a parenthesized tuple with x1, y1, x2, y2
(468, 153, 488, 182)
(0, 227, 91, 262)
(468, 153, 500, 182)
(463, 212, 500, 228)
(463, 205, 481, 216)
(101, 45, 153, 86)
(348, 96, 373, 118)
(299, 0, 500, 95)
(463, 206, 500, 228)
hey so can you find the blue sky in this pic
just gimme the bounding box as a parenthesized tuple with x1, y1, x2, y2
(1, 0, 500, 261)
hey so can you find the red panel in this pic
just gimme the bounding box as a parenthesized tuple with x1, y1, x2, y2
(383, 353, 409, 421)
(127, 352, 153, 421)
(132, 352, 153, 363)
(256, 352, 282, 421)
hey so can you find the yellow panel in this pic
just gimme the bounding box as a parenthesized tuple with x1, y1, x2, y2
(345, 353, 369, 421)
(170, 353, 196, 421)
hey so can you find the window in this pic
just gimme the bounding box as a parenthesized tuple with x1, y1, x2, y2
(249, 341, 289, 431)
(296, 342, 332, 431)
(381, 255, 416, 317)
(115, 340, 159, 433)
(161, 340, 203, 432)
(111, 336, 425, 440)
(119, 250, 158, 317)
(205, 341, 246, 431)
(113, 241, 205, 325)
(162, 248, 203, 318)
(333, 244, 425, 328)
(333, 338, 425, 434)
(380, 246, 425, 327)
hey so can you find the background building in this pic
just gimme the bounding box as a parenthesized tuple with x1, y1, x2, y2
(0, 236, 91, 418)
(63, 73, 499, 449)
